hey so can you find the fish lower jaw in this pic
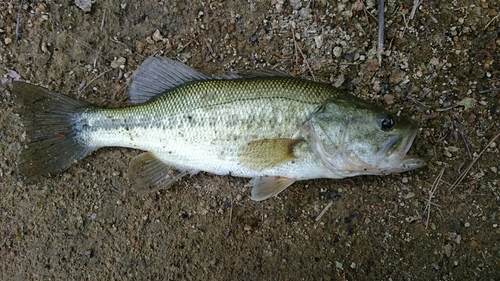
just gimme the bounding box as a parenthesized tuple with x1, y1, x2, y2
(321, 153, 425, 178)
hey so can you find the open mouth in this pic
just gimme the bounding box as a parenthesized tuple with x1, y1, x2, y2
(382, 127, 425, 171)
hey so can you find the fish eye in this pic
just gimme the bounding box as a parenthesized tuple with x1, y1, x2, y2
(381, 114, 395, 131)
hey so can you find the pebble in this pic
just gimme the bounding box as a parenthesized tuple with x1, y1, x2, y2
(470, 240, 478, 248)
(332, 46, 342, 58)
(384, 94, 395, 105)
(389, 69, 406, 84)
(314, 35, 323, 49)
(111, 57, 126, 69)
(152, 29, 163, 42)
(443, 243, 452, 258)
(289, 0, 302, 10)
(75, 0, 92, 12)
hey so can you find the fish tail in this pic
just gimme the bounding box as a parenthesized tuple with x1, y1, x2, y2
(10, 81, 95, 182)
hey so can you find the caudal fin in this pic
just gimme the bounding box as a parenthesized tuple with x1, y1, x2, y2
(10, 81, 94, 182)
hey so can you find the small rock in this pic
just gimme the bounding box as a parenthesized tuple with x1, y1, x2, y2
(146, 36, 155, 45)
(135, 40, 146, 53)
(443, 150, 452, 158)
(430, 57, 440, 66)
(332, 46, 342, 58)
(4, 37, 12, 45)
(365, 59, 379, 71)
(384, 94, 395, 105)
(75, 0, 91, 12)
(470, 240, 477, 248)
(443, 244, 452, 257)
(389, 69, 406, 84)
(152, 29, 163, 42)
(314, 35, 323, 49)
(111, 57, 126, 69)
(289, 0, 302, 10)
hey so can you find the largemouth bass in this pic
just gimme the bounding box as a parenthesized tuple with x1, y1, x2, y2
(10, 57, 424, 201)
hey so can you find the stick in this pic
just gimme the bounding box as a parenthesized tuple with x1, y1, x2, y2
(450, 132, 500, 191)
(409, 0, 422, 20)
(424, 166, 444, 228)
(478, 87, 500, 94)
(484, 12, 499, 30)
(377, 0, 384, 66)
(15, 0, 24, 44)
(291, 28, 316, 81)
(315, 201, 333, 222)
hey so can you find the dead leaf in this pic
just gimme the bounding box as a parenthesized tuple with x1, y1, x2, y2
(456, 97, 476, 110)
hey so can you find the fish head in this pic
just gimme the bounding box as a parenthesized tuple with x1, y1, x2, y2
(306, 95, 425, 177)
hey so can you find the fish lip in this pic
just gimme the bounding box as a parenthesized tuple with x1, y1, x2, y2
(376, 126, 424, 170)
(393, 126, 425, 169)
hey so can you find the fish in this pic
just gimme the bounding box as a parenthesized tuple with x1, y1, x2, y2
(10, 57, 425, 201)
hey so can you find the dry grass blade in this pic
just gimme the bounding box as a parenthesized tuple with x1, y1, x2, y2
(424, 166, 444, 228)
(484, 12, 499, 30)
(450, 132, 500, 191)
(478, 87, 500, 94)
(291, 28, 316, 81)
(377, 0, 384, 66)
(315, 201, 333, 222)
(409, 0, 422, 20)
(15, 0, 24, 44)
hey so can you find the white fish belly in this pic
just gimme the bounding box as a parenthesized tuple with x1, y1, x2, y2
(81, 115, 332, 180)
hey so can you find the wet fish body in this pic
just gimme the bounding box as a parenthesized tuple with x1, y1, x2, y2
(11, 57, 424, 200)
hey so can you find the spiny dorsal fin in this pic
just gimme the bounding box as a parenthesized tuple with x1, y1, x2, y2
(127, 57, 211, 104)
(128, 152, 188, 193)
(248, 176, 296, 201)
(237, 138, 304, 171)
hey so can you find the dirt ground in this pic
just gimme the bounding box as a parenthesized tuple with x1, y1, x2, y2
(0, 0, 499, 280)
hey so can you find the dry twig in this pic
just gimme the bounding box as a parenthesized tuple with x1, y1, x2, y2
(291, 28, 316, 81)
(78, 69, 113, 95)
(409, 0, 422, 20)
(377, 0, 384, 66)
(15, 0, 24, 44)
(424, 166, 444, 228)
(450, 132, 500, 191)
(478, 87, 500, 94)
(315, 201, 333, 222)
(484, 12, 499, 30)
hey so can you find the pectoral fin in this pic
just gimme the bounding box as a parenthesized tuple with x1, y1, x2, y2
(248, 176, 296, 201)
(128, 152, 188, 193)
(238, 138, 304, 171)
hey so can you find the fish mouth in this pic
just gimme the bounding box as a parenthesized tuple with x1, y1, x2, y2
(378, 127, 425, 173)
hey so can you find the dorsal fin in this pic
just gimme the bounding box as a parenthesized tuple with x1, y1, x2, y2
(127, 57, 211, 104)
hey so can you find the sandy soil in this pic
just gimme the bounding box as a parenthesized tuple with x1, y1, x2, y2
(1, 0, 499, 280)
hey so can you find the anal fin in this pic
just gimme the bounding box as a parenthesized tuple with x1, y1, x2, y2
(248, 176, 296, 201)
(128, 152, 188, 193)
